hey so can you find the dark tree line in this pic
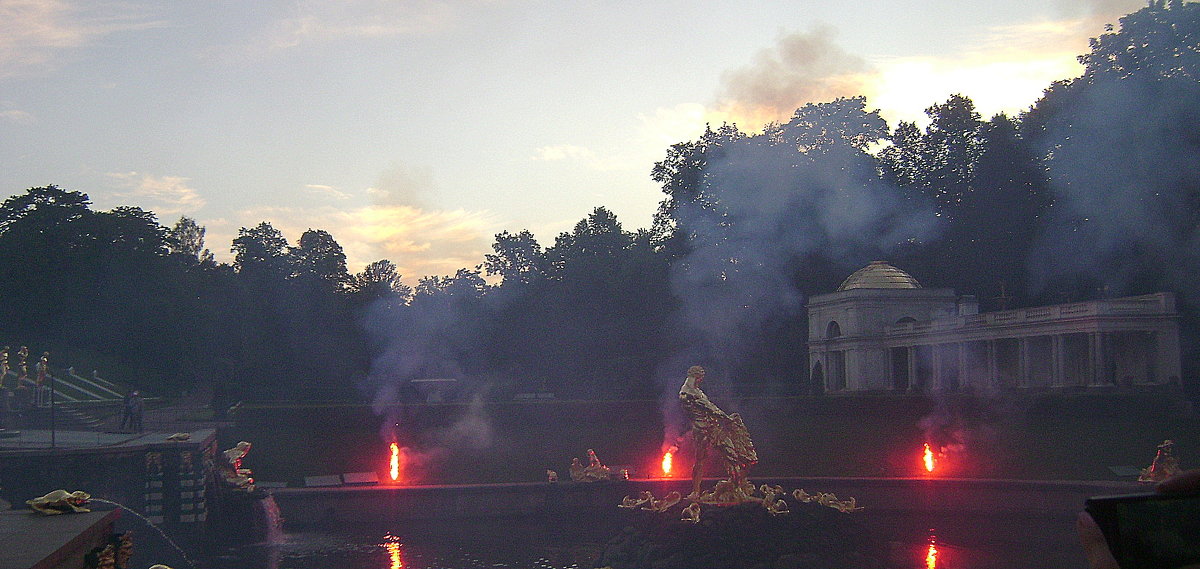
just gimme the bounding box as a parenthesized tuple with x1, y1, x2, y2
(2, 1, 1198, 400)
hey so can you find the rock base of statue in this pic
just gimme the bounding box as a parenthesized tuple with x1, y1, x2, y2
(594, 500, 882, 569)
(204, 486, 275, 546)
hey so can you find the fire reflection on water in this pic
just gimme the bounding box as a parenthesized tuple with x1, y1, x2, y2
(383, 534, 403, 569)
(925, 532, 939, 569)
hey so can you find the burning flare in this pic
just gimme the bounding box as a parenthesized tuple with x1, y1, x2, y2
(925, 541, 938, 569)
(389, 442, 400, 482)
(922, 443, 936, 473)
(662, 447, 675, 476)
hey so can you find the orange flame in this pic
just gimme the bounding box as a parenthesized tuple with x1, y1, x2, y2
(925, 541, 938, 569)
(662, 450, 674, 476)
(923, 443, 935, 473)
(389, 442, 400, 482)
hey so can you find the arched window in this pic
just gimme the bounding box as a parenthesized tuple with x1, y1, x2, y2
(826, 321, 842, 338)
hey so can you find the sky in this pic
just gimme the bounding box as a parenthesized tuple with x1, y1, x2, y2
(0, 0, 1146, 283)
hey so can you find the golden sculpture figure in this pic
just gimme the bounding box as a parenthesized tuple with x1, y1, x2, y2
(569, 448, 613, 482)
(619, 490, 655, 509)
(219, 441, 256, 490)
(16, 346, 28, 381)
(26, 489, 91, 515)
(613, 365, 862, 522)
(679, 365, 757, 503)
(1138, 439, 1181, 483)
(1, 346, 9, 388)
(115, 532, 134, 569)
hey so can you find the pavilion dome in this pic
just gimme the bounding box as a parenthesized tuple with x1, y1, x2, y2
(837, 261, 922, 291)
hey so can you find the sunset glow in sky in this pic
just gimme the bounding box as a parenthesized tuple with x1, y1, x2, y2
(0, 0, 1143, 282)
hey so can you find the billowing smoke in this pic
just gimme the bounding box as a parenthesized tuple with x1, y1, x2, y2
(670, 139, 938, 369)
(364, 290, 494, 481)
(658, 112, 940, 449)
(718, 26, 872, 127)
(1028, 77, 1200, 303)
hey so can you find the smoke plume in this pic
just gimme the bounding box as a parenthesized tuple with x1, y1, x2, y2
(717, 27, 872, 128)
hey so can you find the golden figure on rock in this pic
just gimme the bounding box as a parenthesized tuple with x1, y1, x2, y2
(219, 441, 256, 491)
(617, 365, 863, 523)
(679, 365, 757, 503)
(569, 448, 613, 482)
(1138, 439, 1181, 483)
(26, 489, 91, 515)
(619, 491, 654, 509)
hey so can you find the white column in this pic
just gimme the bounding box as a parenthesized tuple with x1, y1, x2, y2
(987, 340, 998, 388)
(1018, 337, 1030, 387)
(1051, 335, 1064, 387)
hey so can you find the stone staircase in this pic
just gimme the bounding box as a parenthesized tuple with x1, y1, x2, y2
(2, 370, 132, 431)
(19, 404, 110, 430)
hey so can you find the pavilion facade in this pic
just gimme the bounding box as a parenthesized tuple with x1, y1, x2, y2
(807, 261, 1182, 393)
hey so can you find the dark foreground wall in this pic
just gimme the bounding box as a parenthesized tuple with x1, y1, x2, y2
(0, 431, 217, 541)
(227, 393, 1200, 485)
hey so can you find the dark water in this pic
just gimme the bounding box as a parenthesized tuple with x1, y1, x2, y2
(191, 510, 1084, 569)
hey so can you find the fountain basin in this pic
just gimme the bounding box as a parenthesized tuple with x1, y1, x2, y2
(271, 476, 1134, 526)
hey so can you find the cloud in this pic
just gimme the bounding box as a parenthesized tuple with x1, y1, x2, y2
(715, 26, 873, 130)
(695, 11, 1131, 134)
(105, 171, 206, 215)
(208, 203, 498, 284)
(0, 0, 164, 77)
(532, 144, 596, 162)
(366, 163, 437, 208)
(635, 103, 711, 149)
(305, 184, 352, 200)
(861, 16, 1107, 126)
(0, 108, 35, 124)
(1051, 0, 1147, 20)
(256, 0, 463, 52)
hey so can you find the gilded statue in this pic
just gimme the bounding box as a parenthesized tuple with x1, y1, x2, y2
(569, 448, 613, 482)
(16, 346, 28, 380)
(26, 489, 91, 515)
(614, 366, 862, 522)
(679, 365, 757, 502)
(1139, 439, 1181, 483)
(1, 346, 9, 388)
(219, 441, 256, 490)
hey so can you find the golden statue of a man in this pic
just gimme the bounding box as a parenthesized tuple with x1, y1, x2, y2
(678, 365, 757, 502)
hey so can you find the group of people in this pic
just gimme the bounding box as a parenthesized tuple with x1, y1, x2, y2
(0, 345, 146, 433)
(119, 390, 144, 433)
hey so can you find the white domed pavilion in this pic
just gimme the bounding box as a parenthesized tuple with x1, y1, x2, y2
(806, 261, 1181, 394)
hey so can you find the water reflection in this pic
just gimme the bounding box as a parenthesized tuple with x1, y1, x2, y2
(198, 510, 1079, 569)
(382, 534, 402, 569)
(926, 531, 939, 569)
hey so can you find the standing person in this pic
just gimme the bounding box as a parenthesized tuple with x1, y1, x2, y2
(34, 352, 48, 407)
(119, 391, 134, 432)
(130, 391, 144, 432)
